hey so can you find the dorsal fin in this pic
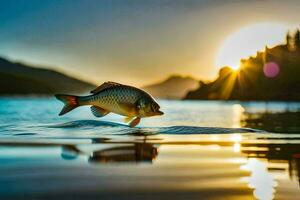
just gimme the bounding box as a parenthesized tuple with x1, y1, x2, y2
(90, 82, 123, 94)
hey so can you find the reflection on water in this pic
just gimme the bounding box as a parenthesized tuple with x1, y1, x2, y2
(53, 132, 300, 200)
(1, 133, 300, 199)
(62, 142, 158, 163)
(242, 111, 300, 133)
(239, 102, 300, 133)
(1, 99, 300, 199)
(233, 104, 245, 128)
(240, 141, 300, 199)
(241, 158, 277, 200)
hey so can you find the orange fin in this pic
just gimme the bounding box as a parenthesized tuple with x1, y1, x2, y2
(129, 117, 141, 128)
(90, 106, 109, 117)
(90, 82, 123, 94)
(55, 94, 80, 116)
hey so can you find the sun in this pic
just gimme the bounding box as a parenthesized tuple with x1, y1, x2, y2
(215, 23, 289, 71)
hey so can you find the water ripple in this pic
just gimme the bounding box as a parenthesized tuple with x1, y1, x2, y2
(47, 120, 263, 135)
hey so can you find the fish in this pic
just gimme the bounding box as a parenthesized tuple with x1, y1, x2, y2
(55, 81, 164, 127)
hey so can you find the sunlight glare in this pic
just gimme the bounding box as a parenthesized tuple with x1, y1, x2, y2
(230, 134, 242, 143)
(216, 23, 289, 70)
(232, 104, 244, 128)
(233, 143, 240, 153)
(241, 158, 278, 200)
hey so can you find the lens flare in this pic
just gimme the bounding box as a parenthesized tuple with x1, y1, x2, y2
(263, 62, 280, 78)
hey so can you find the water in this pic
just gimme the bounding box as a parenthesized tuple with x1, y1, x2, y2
(0, 97, 300, 200)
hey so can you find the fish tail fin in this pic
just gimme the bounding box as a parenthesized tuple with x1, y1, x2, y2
(55, 94, 80, 116)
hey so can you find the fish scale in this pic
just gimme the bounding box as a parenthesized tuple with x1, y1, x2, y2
(89, 86, 141, 114)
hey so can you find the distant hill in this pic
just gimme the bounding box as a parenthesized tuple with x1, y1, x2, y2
(0, 57, 95, 95)
(185, 30, 300, 101)
(143, 75, 199, 99)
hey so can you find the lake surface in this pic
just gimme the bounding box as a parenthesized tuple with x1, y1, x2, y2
(0, 98, 300, 200)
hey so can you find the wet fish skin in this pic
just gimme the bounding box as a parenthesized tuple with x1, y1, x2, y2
(55, 82, 163, 127)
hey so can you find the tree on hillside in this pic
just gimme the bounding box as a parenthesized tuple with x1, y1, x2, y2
(295, 30, 300, 49)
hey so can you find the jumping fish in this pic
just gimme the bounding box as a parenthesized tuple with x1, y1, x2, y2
(55, 82, 164, 127)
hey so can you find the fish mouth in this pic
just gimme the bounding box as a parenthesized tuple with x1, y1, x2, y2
(155, 110, 164, 115)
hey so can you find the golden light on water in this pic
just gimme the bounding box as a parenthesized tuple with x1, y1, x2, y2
(233, 143, 241, 153)
(232, 104, 245, 128)
(231, 134, 242, 153)
(216, 23, 289, 71)
(241, 158, 278, 200)
(230, 134, 242, 143)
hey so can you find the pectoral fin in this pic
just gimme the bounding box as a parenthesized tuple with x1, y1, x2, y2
(124, 116, 135, 123)
(90, 106, 110, 117)
(129, 117, 141, 128)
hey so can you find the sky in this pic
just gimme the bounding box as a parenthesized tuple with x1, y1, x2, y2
(0, 0, 299, 86)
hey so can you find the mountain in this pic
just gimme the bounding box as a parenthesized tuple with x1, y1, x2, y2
(0, 57, 95, 95)
(143, 75, 199, 99)
(185, 30, 300, 101)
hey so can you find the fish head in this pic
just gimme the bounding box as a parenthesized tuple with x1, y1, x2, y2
(137, 97, 164, 117)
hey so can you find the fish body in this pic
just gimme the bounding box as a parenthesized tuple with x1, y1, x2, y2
(55, 82, 163, 127)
